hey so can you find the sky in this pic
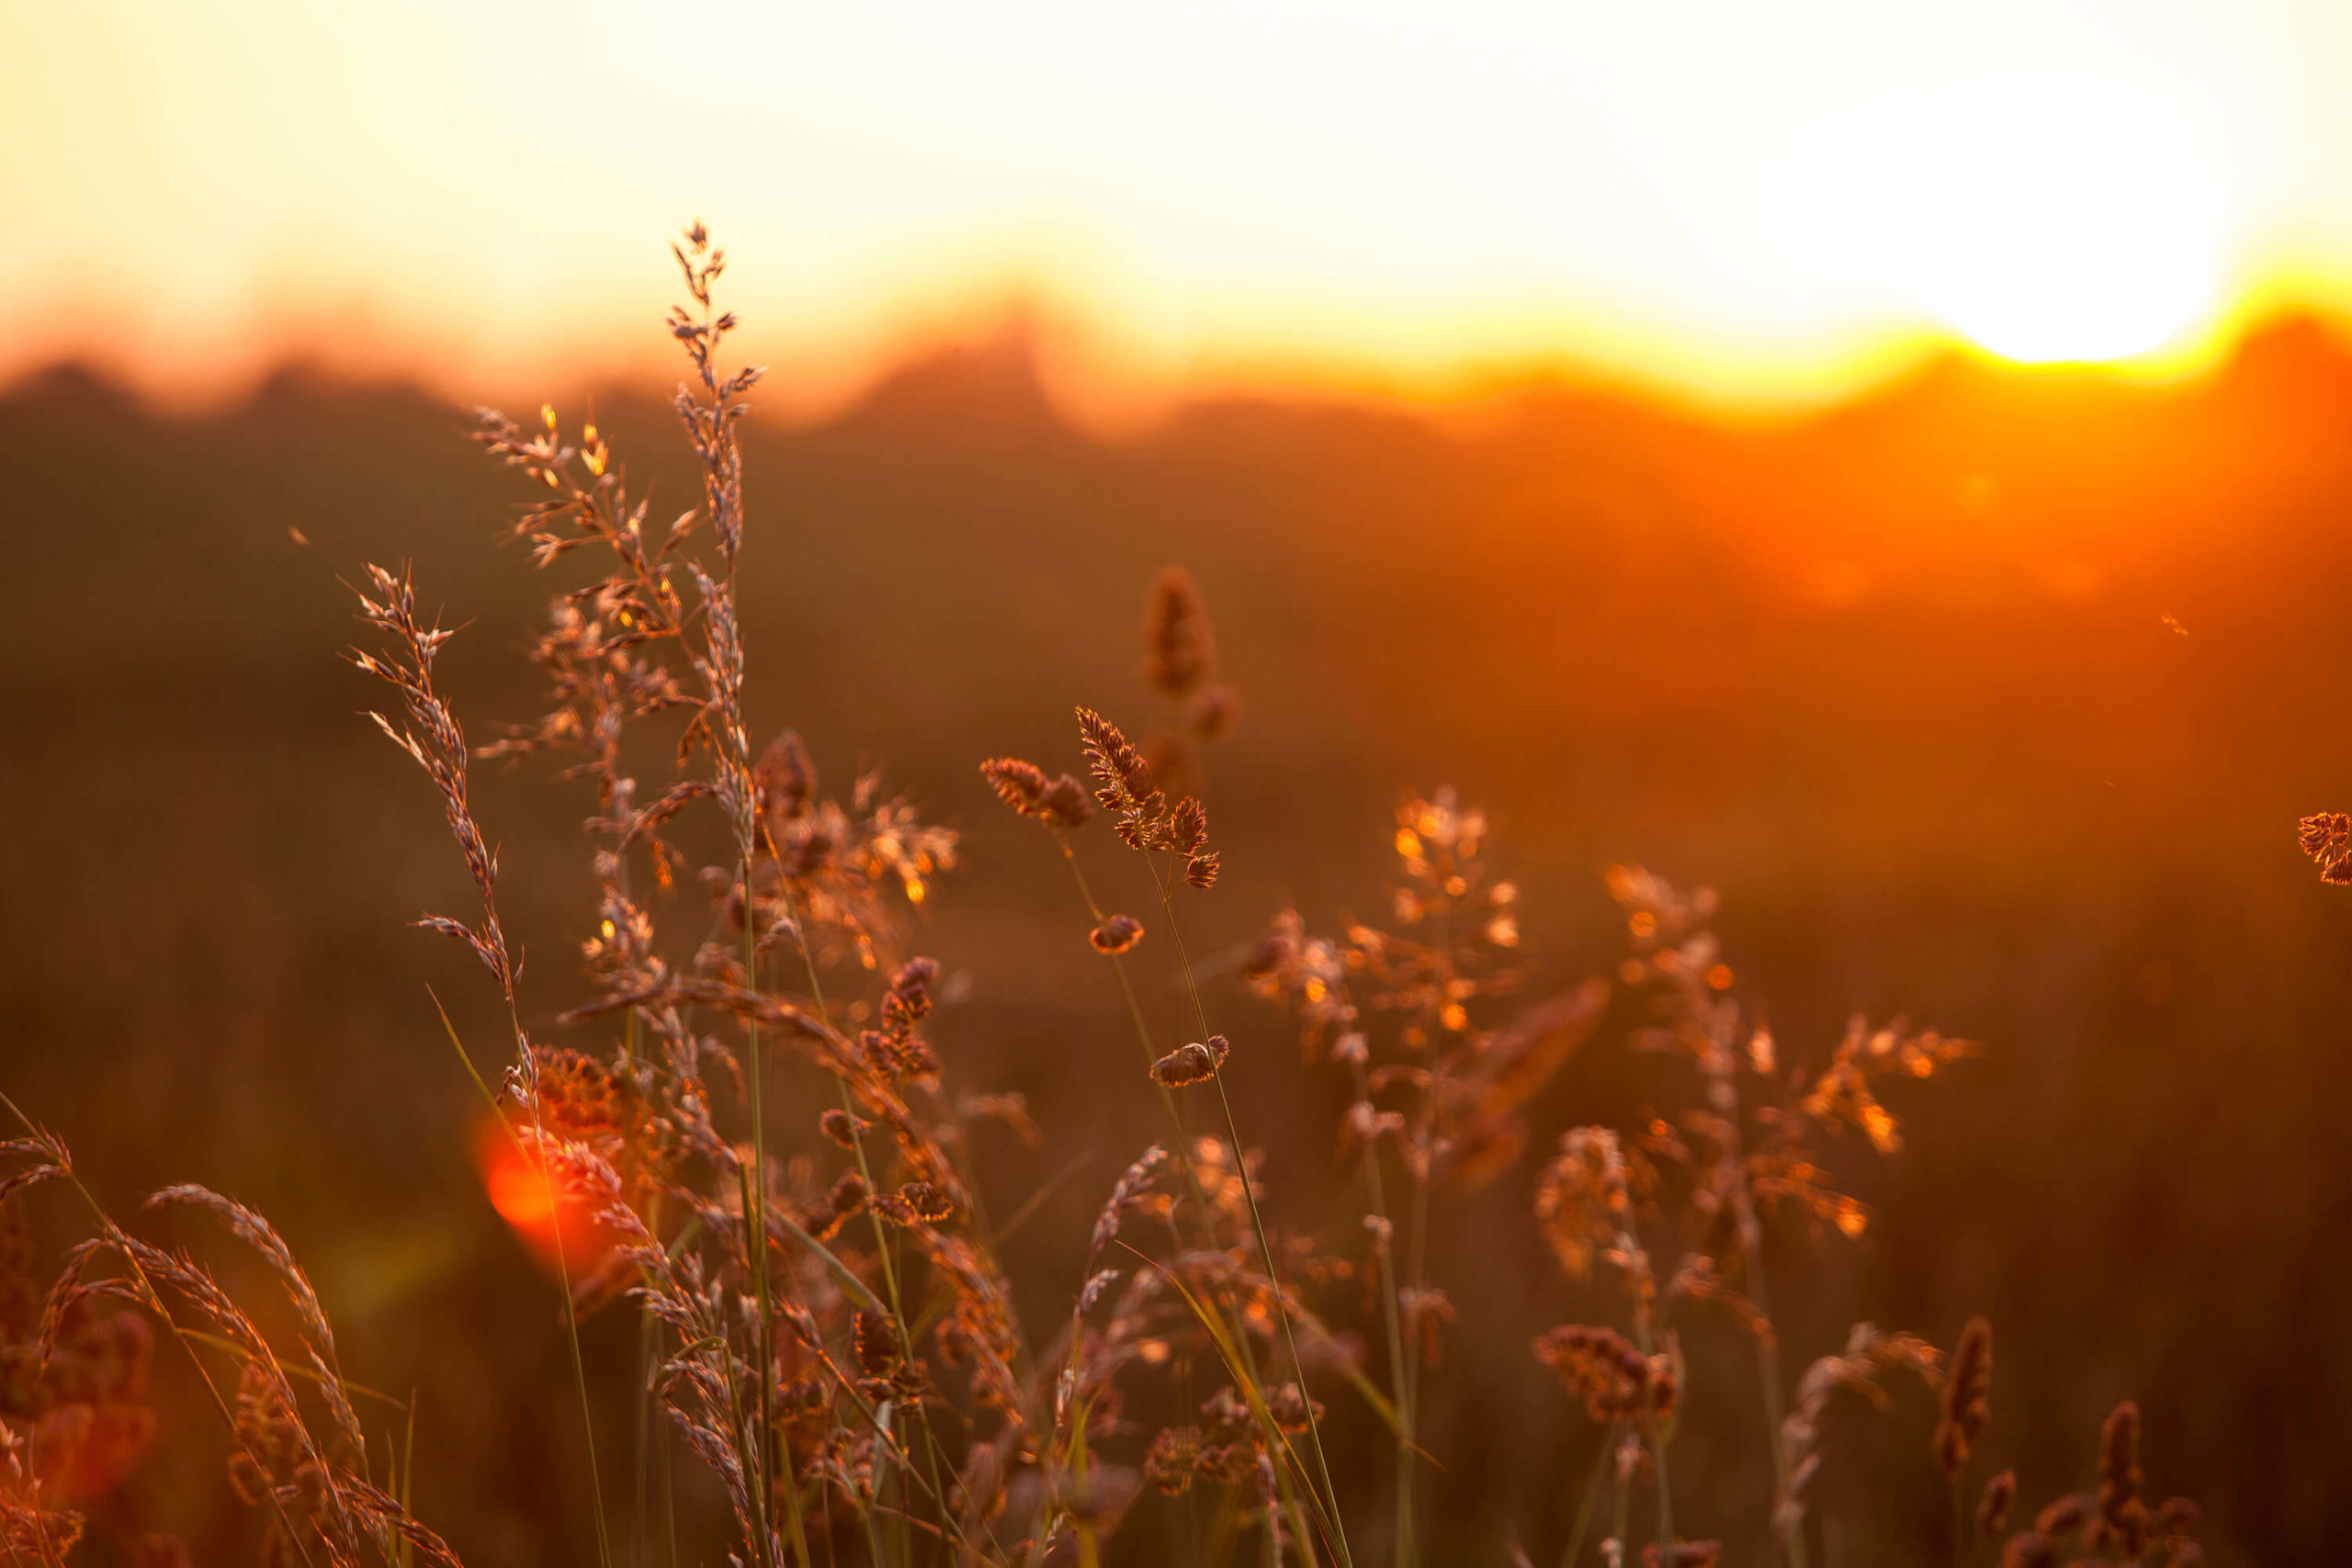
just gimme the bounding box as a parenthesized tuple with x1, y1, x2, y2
(6, 0, 2352, 418)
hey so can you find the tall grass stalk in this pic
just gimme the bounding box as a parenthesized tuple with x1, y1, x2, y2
(1056, 840, 1314, 1568)
(1149, 860, 1355, 1568)
(1341, 1049, 1418, 1568)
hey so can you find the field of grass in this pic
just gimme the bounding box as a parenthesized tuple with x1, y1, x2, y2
(12, 231, 2352, 1567)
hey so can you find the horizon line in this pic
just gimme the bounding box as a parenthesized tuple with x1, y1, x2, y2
(10, 294, 2352, 439)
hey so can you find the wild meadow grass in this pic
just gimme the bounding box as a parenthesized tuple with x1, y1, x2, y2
(1, 230, 2221, 1568)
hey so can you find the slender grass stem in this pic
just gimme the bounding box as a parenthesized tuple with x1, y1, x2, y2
(737, 838, 795, 1568)
(400, 1386, 418, 1568)
(1147, 859, 1354, 1568)
(1611, 1450, 1632, 1568)
(1742, 1223, 1800, 1568)
(1346, 1055, 1417, 1568)
(1210, 1072, 1351, 1568)
(1623, 1261, 1672, 1556)
(630, 1021, 659, 1568)
(1557, 1422, 1618, 1568)
(1400, 1109, 1435, 1515)
(1056, 840, 1304, 1568)
(1706, 1016, 1802, 1568)
(661, 1402, 679, 1568)
(759, 833, 955, 1568)
(799, 1340, 992, 1562)
(430, 988, 621, 1568)
(736, 1155, 787, 1568)
(526, 1060, 618, 1568)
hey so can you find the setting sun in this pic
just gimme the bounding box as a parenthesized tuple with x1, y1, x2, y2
(1887, 78, 2226, 364)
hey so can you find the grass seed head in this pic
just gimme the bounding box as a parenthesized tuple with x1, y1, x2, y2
(1090, 915, 1145, 954)
(1150, 1036, 1229, 1087)
(2093, 1399, 2148, 1556)
(1076, 706, 1170, 850)
(1532, 1324, 1652, 1422)
(1935, 1314, 1993, 1480)
(1996, 1534, 2057, 1568)
(1186, 682, 1238, 741)
(1141, 567, 1216, 698)
(1142, 1426, 1201, 1494)
(1978, 1469, 2018, 1536)
(2299, 810, 2352, 883)
(853, 1310, 899, 1379)
(2034, 1491, 2091, 1536)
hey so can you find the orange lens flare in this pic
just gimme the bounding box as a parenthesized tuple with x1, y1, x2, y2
(474, 1117, 618, 1275)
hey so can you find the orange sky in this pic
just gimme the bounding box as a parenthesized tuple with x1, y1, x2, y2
(7, 0, 2352, 419)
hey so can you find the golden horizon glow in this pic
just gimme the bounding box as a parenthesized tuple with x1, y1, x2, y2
(6, 1, 2352, 418)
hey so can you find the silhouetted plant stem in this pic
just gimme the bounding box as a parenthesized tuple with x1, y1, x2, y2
(1150, 857, 1355, 1568)
(1558, 1423, 1619, 1568)
(1055, 840, 1302, 1568)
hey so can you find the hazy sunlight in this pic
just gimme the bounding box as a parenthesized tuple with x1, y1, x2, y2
(2, 0, 2347, 407)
